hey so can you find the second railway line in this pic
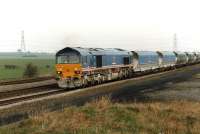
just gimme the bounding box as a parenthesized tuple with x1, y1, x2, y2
(0, 89, 65, 107)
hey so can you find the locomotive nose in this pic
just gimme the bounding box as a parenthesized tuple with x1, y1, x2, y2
(56, 64, 82, 78)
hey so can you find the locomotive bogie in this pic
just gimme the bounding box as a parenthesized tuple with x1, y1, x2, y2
(57, 78, 82, 88)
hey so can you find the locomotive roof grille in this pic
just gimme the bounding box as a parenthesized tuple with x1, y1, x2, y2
(56, 47, 131, 56)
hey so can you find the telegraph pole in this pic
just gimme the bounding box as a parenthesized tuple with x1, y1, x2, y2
(173, 33, 178, 51)
(21, 30, 26, 52)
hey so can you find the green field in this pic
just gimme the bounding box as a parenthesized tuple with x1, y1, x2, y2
(0, 57, 55, 80)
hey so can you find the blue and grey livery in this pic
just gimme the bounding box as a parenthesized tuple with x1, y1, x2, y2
(56, 47, 200, 88)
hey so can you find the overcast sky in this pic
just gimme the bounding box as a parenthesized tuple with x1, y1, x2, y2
(0, 0, 199, 52)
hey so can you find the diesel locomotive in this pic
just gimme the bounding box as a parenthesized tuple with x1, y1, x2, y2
(55, 47, 200, 88)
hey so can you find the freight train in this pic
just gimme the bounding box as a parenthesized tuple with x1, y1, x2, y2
(55, 47, 200, 88)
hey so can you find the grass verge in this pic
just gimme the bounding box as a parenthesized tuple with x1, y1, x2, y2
(0, 97, 200, 134)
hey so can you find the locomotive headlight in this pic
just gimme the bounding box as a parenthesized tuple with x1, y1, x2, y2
(57, 71, 62, 74)
(74, 68, 80, 74)
(74, 70, 81, 74)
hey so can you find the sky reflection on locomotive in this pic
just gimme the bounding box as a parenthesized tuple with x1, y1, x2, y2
(0, 0, 200, 52)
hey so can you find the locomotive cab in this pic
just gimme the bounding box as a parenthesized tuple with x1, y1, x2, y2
(56, 48, 82, 88)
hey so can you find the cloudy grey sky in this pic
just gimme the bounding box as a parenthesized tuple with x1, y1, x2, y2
(0, 0, 199, 52)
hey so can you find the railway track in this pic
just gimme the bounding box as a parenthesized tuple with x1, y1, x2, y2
(0, 84, 58, 100)
(0, 76, 55, 86)
(0, 69, 185, 107)
(0, 71, 166, 107)
(0, 63, 198, 108)
(0, 76, 58, 106)
(0, 89, 65, 107)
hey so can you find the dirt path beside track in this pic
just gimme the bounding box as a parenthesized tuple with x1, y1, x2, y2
(111, 64, 200, 102)
(141, 75, 200, 102)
